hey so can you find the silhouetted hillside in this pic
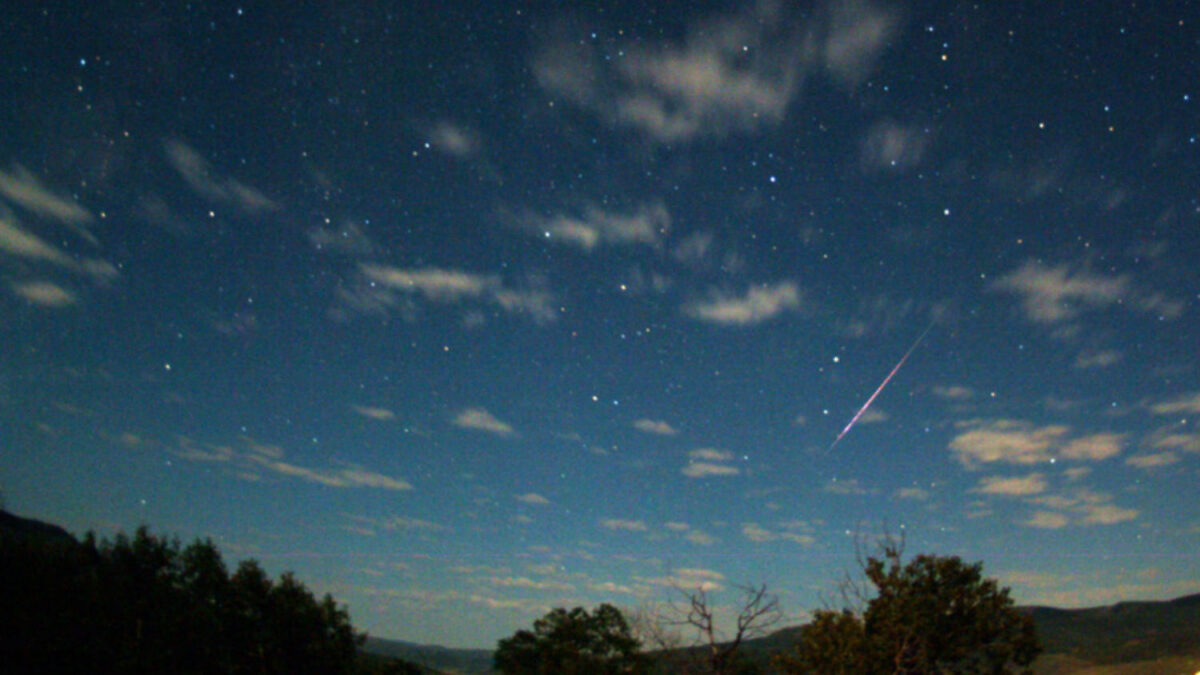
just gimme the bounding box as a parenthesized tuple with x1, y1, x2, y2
(364, 637, 494, 674)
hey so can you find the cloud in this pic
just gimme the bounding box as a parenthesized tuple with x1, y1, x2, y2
(381, 516, 444, 531)
(932, 385, 974, 400)
(894, 487, 930, 500)
(634, 419, 678, 436)
(534, 1, 899, 143)
(600, 518, 648, 532)
(974, 473, 1048, 496)
(453, 408, 515, 436)
(487, 576, 574, 592)
(688, 448, 733, 462)
(860, 119, 929, 171)
(824, 478, 867, 495)
(1027, 489, 1139, 528)
(819, 0, 903, 86)
(0, 164, 94, 225)
(685, 529, 717, 545)
(164, 139, 278, 213)
(534, 3, 807, 143)
(1125, 452, 1179, 469)
(741, 522, 815, 545)
(11, 280, 76, 307)
(991, 260, 1180, 325)
(516, 493, 551, 505)
(352, 264, 558, 324)
(173, 436, 412, 490)
(428, 121, 481, 158)
(648, 567, 726, 592)
(949, 419, 1069, 467)
(684, 282, 801, 325)
(531, 202, 669, 251)
(351, 405, 395, 421)
(1026, 511, 1070, 529)
(308, 220, 377, 256)
(1150, 392, 1200, 416)
(682, 462, 740, 478)
(1059, 433, 1124, 461)
(0, 208, 79, 267)
(1074, 349, 1122, 369)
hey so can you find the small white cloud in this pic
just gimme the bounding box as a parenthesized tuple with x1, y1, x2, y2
(453, 408, 515, 436)
(824, 478, 867, 495)
(516, 493, 551, 505)
(429, 121, 480, 158)
(894, 487, 930, 500)
(1074, 349, 1122, 369)
(685, 529, 717, 546)
(932, 385, 974, 400)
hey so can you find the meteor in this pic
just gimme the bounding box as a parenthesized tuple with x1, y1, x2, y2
(827, 321, 934, 453)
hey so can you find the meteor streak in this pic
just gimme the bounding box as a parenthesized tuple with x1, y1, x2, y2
(827, 321, 934, 453)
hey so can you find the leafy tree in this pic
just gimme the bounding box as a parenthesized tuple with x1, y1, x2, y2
(495, 603, 648, 674)
(0, 518, 365, 674)
(778, 545, 1040, 674)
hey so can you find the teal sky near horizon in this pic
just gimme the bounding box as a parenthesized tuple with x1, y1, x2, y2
(2, 0, 1199, 649)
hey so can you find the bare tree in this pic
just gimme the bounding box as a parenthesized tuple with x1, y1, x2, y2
(661, 582, 783, 674)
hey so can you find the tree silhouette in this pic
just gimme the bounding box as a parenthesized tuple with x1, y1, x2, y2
(494, 603, 648, 674)
(778, 543, 1040, 674)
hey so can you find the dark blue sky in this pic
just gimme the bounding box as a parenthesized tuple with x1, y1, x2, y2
(2, 0, 1199, 648)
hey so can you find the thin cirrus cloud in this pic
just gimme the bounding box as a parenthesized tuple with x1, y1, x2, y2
(684, 281, 801, 326)
(532, 1, 899, 143)
(947, 419, 1129, 468)
(516, 493, 551, 506)
(0, 164, 95, 229)
(600, 518, 648, 532)
(351, 405, 396, 421)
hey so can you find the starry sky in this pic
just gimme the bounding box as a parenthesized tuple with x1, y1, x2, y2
(3, 0, 1199, 649)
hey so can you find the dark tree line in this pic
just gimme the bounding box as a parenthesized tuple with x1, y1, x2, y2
(0, 519, 410, 674)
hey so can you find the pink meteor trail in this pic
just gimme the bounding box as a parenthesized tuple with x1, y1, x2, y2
(827, 321, 934, 453)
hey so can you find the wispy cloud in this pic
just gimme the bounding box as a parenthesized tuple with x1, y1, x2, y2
(172, 436, 412, 490)
(1125, 452, 1179, 469)
(684, 282, 801, 325)
(682, 448, 740, 478)
(0, 164, 94, 225)
(991, 260, 1181, 325)
(949, 419, 1069, 467)
(534, 1, 898, 143)
(164, 139, 278, 213)
(1150, 392, 1200, 416)
(351, 264, 557, 324)
(453, 408, 515, 436)
(741, 522, 815, 545)
(600, 518, 648, 532)
(1074, 349, 1122, 369)
(634, 419, 678, 436)
(860, 119, 929, 172)
(824, 478, 868, 495)
(646, 567, 725, 592)
(932, 384, 974, 400)
(428, 121, 481, 159)
(1027, 489, 1138, 527)
(516, 493, 551, 506)
(351, 405, 395, 421)
(527, 202, 669, 251)
(973, 473, 1048, 496)
(1060, 433, 1124, 461)
(11, 280, 76, 307)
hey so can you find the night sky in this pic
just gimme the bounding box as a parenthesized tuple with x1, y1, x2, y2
(3, 1, 1199, 649)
